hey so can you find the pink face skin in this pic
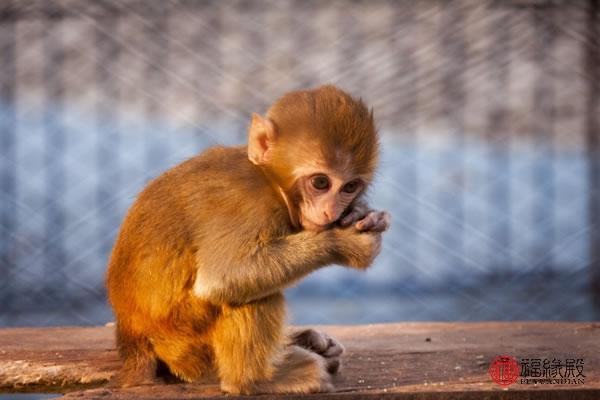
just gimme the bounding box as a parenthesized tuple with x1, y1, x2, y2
(297, 171, 364, 232)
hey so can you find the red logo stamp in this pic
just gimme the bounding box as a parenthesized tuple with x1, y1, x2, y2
(489, 355, 520, 386)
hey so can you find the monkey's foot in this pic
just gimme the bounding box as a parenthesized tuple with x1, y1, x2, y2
(221, 345, 334, 395)
(290, 329, 345, 374)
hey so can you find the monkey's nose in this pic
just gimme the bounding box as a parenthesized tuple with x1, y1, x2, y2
(323, 210, 337, 223)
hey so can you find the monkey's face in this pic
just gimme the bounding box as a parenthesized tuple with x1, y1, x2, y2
(248, 85, 379, 231)
(293, 166, 365, 232)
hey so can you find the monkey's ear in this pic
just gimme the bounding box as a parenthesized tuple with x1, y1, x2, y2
(248, 113, 277, 165)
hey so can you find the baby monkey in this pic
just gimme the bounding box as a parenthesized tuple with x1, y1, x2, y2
(106, 85, 390, 394)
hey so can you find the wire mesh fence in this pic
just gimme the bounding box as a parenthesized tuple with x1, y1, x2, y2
(0, 0, 599, 326)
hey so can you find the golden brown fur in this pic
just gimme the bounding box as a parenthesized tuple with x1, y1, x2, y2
(106, 85, 388, 394)
(266, 85, 378, 191)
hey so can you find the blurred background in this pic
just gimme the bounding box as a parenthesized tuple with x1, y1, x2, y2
(1, 0, 599, 327)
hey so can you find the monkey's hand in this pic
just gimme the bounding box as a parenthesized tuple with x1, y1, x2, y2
(339, 202, 391, 233)
(290, 329, 345, 374)
(331, 227, 382, 269)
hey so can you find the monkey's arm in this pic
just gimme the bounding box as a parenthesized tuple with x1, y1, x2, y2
(193, 230, 333, 304)
(193, 229, 377, 305)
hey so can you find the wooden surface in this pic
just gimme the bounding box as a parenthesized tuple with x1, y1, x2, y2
(0, 322, 599, 399)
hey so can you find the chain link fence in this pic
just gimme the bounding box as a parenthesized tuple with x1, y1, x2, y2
(1, 0, 599, 326)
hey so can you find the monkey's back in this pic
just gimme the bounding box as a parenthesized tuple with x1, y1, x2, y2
(106, 145, 291, 332)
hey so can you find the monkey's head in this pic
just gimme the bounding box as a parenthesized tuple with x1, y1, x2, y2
(248, 85, 379, 231)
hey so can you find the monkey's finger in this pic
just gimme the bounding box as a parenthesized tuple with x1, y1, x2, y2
(355, 211, 391, 232)
(354, 211, 379, 231)
(308, 332, 344, 357)
(291, 329, 327, 351)
(339, 207, 369, 227)
(313, 332, 345, 357)
(325, 357, 341, 374)
(322, 336, 345, 358)
(370, 211, 391, 232)
(339, 212, 355, 227)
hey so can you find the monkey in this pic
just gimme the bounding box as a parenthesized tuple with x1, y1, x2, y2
(106, 85, 390, 395)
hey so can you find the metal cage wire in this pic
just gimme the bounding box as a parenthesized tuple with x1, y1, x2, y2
(0, 0, 599, 326)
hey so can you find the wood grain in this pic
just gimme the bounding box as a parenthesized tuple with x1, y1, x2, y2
(1, 322, 599, 399)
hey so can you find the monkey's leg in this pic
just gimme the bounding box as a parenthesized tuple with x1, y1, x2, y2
(110, 323, 158, 387)
(146, 298, 220, 383)
(211, 293, 332, 394)
(152, 331, 214, 383)
(290, 328, 345, 374)
(211, 293, 284, 393)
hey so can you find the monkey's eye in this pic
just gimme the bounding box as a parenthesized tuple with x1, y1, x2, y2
(342, 180, 361, 194)
(311, 175, 330, 190)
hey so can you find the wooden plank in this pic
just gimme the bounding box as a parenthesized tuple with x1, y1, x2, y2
(0, 322, 599, 399)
